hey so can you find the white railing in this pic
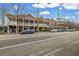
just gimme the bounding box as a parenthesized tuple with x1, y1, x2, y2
(39, 24, 44, 27)
(9, 21, 17, 25)
(9, 21, 50, 28)
(24, 23, 29, 26)
(44, 24, 48, 27)
(34, 23, 37, 26)
(18, 22, 23, 26)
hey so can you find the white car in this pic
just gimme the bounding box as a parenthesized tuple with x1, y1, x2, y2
(50, 29, 58, 32)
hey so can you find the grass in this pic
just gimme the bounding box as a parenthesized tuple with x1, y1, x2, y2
(0, 30, 8, 35)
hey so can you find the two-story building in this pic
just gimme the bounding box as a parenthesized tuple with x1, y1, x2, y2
(0, 14, 65, 33)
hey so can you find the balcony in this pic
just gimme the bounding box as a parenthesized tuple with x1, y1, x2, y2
(18, 22, 23, 26)
(9, 21, 17, 26)
(39, 24, 44, 27)
(24, 23, 29, 26)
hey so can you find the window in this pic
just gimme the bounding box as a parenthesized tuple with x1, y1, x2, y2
(24, 19, 29, 23)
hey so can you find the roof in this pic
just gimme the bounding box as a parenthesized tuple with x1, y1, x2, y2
(6, 14, 57, 23)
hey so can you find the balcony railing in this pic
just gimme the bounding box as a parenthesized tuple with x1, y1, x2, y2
(9, 21, 17, 25)
(9, 21, 50, 27)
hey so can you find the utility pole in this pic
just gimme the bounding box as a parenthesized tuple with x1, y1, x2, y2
(57, 7, 61, 29)
(75, 15, 77, 31)
(75, 11, 79, 31)
(36, 8, 40, 32)
(58, 7, 60, 19)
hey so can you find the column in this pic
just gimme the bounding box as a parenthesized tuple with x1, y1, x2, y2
(43, 20, 44, 30)
(37, 19, 39, 31)
(16, 17, 18, 33)
(7, 19, 10, 33)
(7, 25, 9, 33)
(22, 18, 24, 31)
(28, 19, 30, 29)
(34, 19, 35, 30)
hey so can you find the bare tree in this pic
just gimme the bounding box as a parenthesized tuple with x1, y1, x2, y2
(12, 3, 26, 33)
(1, 4, 7, 33)
(29, 7, 41, 32)
(35, 8, 40, 32)
(64, 20, 76, 29)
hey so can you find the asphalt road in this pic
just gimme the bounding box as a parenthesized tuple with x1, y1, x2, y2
(0, 31, 79, 56)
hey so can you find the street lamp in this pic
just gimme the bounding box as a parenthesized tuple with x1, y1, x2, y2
(75, 11, 79, 31)
(64, 16, 70, 30)
(57, 7, 63, 29)
(58, 7, 63, 19)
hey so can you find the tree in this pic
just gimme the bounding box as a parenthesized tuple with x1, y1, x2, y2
(29, 7, 41, 32)
(12, 3, 26, 33)
(0, 4, 7, 33)
(64, 20, 76, 29)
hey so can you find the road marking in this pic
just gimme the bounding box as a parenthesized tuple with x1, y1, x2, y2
(0, 33, 78, 50)
(30, 49, 49, 56)
(69, 40, 79, 46)
(44, 48, 62, 56)
(0, 38, 55, 50)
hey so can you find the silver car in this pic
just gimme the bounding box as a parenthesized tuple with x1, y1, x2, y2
(50, 29, 58, 32)
(20, 29, 35, 34)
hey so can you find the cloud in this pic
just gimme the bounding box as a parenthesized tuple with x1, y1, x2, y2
(32, 3, 79, 10)
(13, 4, 18, 10)
(40, 11, 50, 15)
(62, 3, 79, 10)
(59, 7, 63, 10)
(64, 16, 75, 19)
(32, 3, 46, 8)
(64, 16, 70, 19)
(46, 3, 60, 8)
(32, 3, 60, 8)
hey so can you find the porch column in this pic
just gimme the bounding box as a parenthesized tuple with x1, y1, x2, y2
(37, 19, 39, 32)
(49, 21, 51, 27)
(22, 18, 24, 31)
(7, 26, 9, 33)
(49, 21, 52, 29)
(29, 19, 30, 29)
(16, 17, 18, 33)
(34, 19, 35, 30)
(7, 19, 10, 33)
(43, 20, 44, 30)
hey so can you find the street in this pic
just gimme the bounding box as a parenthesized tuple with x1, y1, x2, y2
(0, 31, 79, 56)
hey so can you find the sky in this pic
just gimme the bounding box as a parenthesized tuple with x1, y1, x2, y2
(0, 3, 79, 23)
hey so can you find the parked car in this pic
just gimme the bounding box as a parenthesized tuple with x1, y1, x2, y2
(65, 29, 76, 32)
(57, 29, 64, 32)
(20, 29, 35, 34)
(50, 29, 58, 32)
